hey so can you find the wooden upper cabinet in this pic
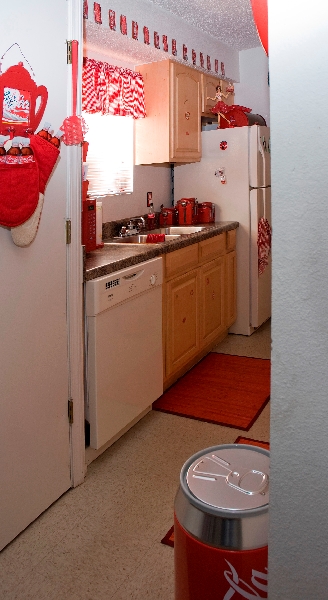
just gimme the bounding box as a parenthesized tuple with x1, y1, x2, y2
(135, 60, 201, 165)
(201, 74, 235, 117)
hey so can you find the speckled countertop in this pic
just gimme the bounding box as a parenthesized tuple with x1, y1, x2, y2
(85, 221, 239, 281)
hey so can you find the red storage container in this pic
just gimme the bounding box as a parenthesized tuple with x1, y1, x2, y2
(174, 444, 269, 600)
(159, 206, 178, 227)
(176, 198, 198, 225)
(197, 202, 215, 223)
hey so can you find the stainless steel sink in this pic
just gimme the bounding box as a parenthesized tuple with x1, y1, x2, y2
(105, 234, 181, 244)
(152, 226, 211, 235)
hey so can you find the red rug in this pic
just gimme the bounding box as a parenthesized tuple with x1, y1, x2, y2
(161, 436, 270, 549)
(235, 436, 270, 450)
(153, 353, 270, 431)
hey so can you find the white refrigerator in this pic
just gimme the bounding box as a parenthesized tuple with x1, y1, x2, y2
(174, 125, 271, 336)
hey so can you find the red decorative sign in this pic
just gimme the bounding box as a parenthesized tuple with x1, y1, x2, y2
(215, 59, 219, 73)
(200, 53, 204, 68)
(207, 55, 211, 71)
(221, 62, 225, 77)
(154, 32, 160, 49)
(94, 2, 102, 24)
(132, 20, 138, 40)
(109, 9, 116, 30)
(192, 49, 196, 65)
(172, 39, 177, 56)
(162, 35, 168, 52)
(143, 26, 150, 45)
(120, 15, 127, 35)
(183, 44, 188, 61)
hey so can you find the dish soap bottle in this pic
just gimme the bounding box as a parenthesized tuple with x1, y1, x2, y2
(147, 202, 156, 230)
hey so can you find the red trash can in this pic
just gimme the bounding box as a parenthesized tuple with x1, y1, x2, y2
(174, 444, 269, 599)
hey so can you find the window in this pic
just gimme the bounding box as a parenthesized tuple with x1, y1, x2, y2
(82, 112, 133, 197)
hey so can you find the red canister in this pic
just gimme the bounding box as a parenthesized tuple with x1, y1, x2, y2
(198, 202, 215, 223)
(174, 444, 269, 600)
(177, 198, 198, 225)
(159, 206, 178, 227)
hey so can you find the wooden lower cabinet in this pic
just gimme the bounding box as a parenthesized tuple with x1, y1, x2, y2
(163, 231, 237, 389)
(200, 257, 225, 347)
(165, 269, 199, 376)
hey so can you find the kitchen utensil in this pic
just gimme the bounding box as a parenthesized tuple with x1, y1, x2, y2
(60, 40, 88, 145)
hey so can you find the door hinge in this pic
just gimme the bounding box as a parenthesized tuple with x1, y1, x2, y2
(66, 219, 71, 244)
(67, 40, 72, 65)
(68, 399, 74, 424)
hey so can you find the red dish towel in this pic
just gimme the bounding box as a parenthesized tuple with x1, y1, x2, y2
(258, 217, 272, 275)
(146, 233, 165, 243)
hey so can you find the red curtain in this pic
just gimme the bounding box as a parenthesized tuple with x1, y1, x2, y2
(82, 58, 146, 118)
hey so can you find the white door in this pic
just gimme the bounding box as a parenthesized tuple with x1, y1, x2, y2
(250, 187, 272, 328)
(0, 0, 73, 550)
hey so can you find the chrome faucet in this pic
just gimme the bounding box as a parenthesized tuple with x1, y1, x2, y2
(119, 217, 146, 237)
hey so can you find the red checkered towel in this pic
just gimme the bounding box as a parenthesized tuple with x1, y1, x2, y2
(258, 217, 272, 275)
(82, 58, 146, 119)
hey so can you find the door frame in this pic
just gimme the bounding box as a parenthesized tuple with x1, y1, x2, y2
(67, 0, 86, 487)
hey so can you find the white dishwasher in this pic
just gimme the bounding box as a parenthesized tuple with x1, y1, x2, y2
(85, 256, 163, 450)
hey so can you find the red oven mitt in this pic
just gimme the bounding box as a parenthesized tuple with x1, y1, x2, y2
(0, 134, 59, 228)
(29, 134, 59, 194)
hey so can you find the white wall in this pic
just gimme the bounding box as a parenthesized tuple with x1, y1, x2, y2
(234, 46, 270, 125)
(269, 1, 328, 597)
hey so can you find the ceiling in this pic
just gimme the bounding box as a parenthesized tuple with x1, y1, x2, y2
(147, 0, 260, 51)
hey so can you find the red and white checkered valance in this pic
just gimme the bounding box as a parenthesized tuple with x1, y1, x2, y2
(82, 58, 146, 119)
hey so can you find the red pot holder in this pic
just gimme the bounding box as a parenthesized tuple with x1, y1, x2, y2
(0, 135, 59, 228)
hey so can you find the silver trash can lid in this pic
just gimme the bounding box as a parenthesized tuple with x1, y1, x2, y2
(185, 445, 269, 513)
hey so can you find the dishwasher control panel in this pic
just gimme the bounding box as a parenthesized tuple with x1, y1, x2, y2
(85, 256, 163, 316)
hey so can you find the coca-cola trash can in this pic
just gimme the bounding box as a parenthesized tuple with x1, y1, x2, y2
(174, 444, 269, 600)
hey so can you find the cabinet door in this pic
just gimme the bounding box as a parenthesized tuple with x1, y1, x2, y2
(165, 269, 199, 377)
(200, 257, 225, 347)
(225, 250, 237, 328)
(201, 75, 235, 117)
(171, 62, 201, 162)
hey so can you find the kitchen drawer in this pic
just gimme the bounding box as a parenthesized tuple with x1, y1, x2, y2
(165, 243, 199, 280)
(226, 229, 236, 252)
(198, 233, 225, 264)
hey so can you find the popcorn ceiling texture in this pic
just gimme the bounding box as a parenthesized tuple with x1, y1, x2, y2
(84, 0, 242, 81)
(147, 0, 260, 50)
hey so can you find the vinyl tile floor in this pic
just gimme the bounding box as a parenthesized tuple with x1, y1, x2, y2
(0, 320, 271, 600)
